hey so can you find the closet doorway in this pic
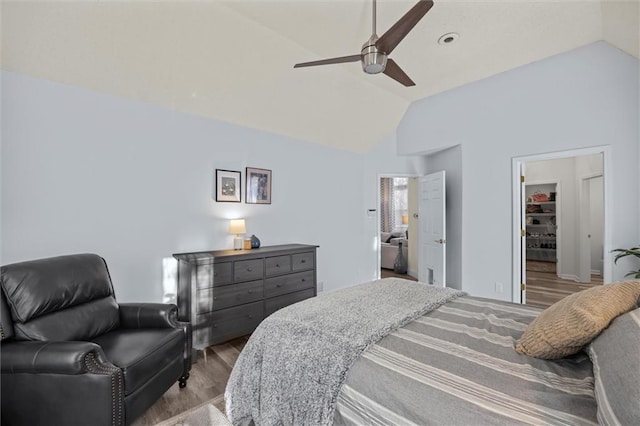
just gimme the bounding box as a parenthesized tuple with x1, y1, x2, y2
(512, 147, 610, 307)
(378, 176, 418, 280)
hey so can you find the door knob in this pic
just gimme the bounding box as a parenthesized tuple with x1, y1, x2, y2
(434, 239, 446, 244)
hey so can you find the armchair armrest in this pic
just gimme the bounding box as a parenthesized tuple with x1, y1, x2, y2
(119, 303, 192, 379)
(1, 341, 111, 374)
(1, 341, 125, 426)
(119, 303, 180, 329)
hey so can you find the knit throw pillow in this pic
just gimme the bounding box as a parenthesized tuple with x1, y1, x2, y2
(515, 280, 640, 359)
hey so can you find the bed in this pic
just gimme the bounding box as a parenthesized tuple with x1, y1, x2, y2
(225, 278, 640, 425)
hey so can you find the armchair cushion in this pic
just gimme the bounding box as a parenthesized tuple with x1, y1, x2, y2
(90, 328, 185, 396)
(1, 290, 14, 340)
(1, 254, 119, 341)
(12, 297, 120, 342)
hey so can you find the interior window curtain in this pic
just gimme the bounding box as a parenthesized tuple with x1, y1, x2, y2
(392, 178, 408, 232)
(380, 178, 394, 232)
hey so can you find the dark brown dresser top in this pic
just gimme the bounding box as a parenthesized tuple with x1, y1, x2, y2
(173, 244, 319, 263)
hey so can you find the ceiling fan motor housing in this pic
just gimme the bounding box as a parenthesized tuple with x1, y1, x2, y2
(361, 35, 387, 74)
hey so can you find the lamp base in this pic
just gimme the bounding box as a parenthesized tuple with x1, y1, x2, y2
(233, 236, 243, 250)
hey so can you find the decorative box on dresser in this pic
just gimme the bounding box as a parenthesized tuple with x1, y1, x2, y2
(173, 244, 318, 350)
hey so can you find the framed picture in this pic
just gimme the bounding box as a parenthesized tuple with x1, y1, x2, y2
(215, 169, 241, 202)
(246, 167, 272, 204)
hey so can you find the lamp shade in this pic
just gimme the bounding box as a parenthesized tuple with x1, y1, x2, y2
(229, 219, 246, 235)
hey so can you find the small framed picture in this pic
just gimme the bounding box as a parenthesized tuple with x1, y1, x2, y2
(246, 167, 272, 204)
(215, 169, 241, 202)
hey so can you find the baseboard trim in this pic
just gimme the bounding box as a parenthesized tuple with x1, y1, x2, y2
(558, 274, 580, 282)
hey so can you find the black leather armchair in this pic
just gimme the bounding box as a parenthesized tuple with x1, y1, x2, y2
(0, 254, 191, 425)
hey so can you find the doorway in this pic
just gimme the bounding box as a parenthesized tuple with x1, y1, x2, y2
(379, 176, 417, 280)
(512, 147, 610, 306)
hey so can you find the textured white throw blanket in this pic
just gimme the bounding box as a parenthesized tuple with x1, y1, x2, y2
(225, 278, 465, 425)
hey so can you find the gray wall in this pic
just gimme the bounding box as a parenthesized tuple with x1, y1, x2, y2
(1, 71, 414, 301)
(3, 41, 638, 303)
(397, 41, 639, 300)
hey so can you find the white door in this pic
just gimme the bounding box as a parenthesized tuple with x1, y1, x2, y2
(419, 171, 446, 287)
(589, 176, 604, 276)
(519, 163, 527, 304)
(579, 175, 604, 282)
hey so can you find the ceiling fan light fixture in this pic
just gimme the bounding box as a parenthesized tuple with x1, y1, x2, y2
(364, 62, 385, 74)
(362, 51, 387, 74)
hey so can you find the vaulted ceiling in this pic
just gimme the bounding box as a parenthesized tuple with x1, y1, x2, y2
(1, 1, 638, 152)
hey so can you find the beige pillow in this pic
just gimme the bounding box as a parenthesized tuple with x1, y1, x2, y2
(515, 280, 640, 359)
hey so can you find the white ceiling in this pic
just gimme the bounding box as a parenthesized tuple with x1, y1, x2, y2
(1, 1, 638, 153)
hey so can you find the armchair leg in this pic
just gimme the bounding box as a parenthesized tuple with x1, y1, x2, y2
(179, 373, 190, 389)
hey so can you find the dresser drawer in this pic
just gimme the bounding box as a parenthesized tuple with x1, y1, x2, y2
(292, 252, 314, 271)
(196, 262, 232, 289)
(194, 302, 264, 347)
(264, 288, 315, 317)
(265, 255, 292, 276)
(264, 270, 314, 298)
(196, 280, 263, 314)
(234, 259, 263, 282)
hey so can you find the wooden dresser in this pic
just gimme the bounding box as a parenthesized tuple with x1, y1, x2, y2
(173, 244, 318, 349)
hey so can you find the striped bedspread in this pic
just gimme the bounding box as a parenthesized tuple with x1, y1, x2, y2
(334, 296, 598, 425)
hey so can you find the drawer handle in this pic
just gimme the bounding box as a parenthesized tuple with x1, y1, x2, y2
(213, 297, 218, 301)
(276, 284, 282, 288)
(214, 272, 218, 277)
(276, 263, 280, 267)
(247, 290, 253, 294)
(301, 278, 306, 282)
(301, 259, 306, 264)
(248, 315, 253, 319)
(212, 323, 218, 328)
(247, 267, 252, 272)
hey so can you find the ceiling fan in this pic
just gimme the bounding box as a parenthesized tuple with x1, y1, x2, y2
(294, 0, 434, 87)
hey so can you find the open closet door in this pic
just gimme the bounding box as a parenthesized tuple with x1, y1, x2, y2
(419, 171, 446, 287)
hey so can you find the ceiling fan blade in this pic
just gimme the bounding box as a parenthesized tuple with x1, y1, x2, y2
(383, 59, 415, 86)
(294, 54, 361, 68)
(376, 0, 434, 55)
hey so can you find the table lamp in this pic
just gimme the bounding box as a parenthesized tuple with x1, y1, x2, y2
(229, 219, 246, 250)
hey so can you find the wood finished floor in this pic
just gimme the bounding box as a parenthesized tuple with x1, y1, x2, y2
(380, 269, 418, 281)
(132, 336, 248, 426)
(525, 271, 603, 308)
